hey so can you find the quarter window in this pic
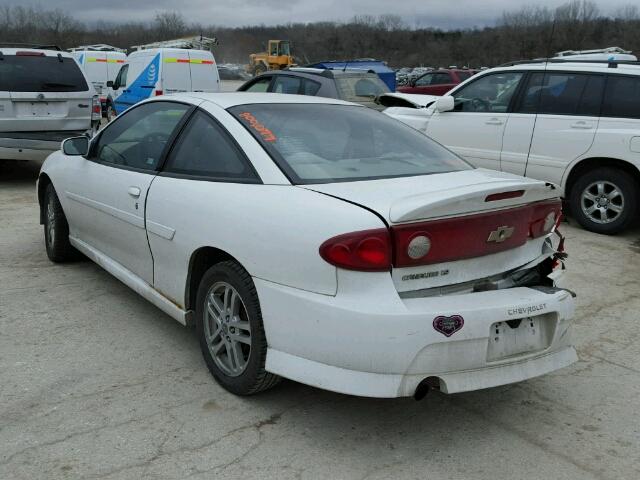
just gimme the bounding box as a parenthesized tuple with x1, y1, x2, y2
(452, 72, 523, 113)
(602, 75, 640, 119)
(93, 102, 189, 171)
(164, 110, 259, 182)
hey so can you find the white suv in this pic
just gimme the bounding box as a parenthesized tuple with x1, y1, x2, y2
(382, 58, 640, 234)
(0, 46, 100, 162)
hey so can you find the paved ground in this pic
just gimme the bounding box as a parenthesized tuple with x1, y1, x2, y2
(1, 160, 639, 480)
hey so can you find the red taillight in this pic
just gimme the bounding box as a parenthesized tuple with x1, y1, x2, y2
(16, 51, 45, 56)
(155, 90, 163, 96)
(529, 200, 562, 238)
(321, 200, 563, 271)
(93, 104, 101, 114)
(319, 228, 391, 272)
(393, 200, 563, 268)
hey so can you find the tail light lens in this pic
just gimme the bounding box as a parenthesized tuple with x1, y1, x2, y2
(91, 95, 101, 120)
(155, 90, 163, 96)
(529, 201, 562, 238)
(319, 228, 391, 271)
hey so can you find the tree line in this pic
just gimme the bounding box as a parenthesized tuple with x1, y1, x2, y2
(1, 1, 639, 67)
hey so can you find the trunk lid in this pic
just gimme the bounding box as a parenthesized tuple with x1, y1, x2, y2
(303, 169, 558, 224)
(303, 169, 560, 293)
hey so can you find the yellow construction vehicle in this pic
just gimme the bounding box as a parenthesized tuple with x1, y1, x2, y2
(247, 40, 295, 76)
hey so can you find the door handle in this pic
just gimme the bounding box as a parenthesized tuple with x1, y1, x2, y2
(485, 118, 504, 125)
(128, 186, 141, 198)
(571, 121, 592, 129)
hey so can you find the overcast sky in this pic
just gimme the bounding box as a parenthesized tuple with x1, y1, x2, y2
(2, 0, 634, 28)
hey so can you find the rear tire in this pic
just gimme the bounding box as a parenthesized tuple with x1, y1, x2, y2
(195, 260, 280, 395)
(44, 184, 79, 262)
(570, 167, 637, 234)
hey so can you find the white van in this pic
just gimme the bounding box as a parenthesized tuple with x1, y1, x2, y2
(110, 48, 220, 114)
(72, 49, 126, 120)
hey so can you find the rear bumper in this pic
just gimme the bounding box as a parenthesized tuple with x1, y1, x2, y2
(256, 273, 576, 398)
(0, 131, 88, 159)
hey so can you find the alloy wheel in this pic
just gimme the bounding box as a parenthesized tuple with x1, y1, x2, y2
(580, 180, 624, 225)
(203, 281, 252, 377)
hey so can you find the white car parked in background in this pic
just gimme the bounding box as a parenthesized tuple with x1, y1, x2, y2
(381, 57, 640, 234)
(38, 93, 575, 398)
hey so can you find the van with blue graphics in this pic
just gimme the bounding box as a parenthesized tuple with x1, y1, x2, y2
(110, 48, 220, 115)
(71, 49, 126, 120)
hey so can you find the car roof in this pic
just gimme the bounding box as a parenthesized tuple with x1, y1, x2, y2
(491, 62, 640, 75)
(128, 48, 214, 56)
(165, 92, 359, 109)
(259, 68, 379, 78)
(0, 48, 75, 58)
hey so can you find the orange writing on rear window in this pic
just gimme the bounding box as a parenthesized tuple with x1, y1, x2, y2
(238, 112, 277, 142)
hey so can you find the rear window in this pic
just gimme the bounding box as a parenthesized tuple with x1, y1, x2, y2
(334, 74, 389, 102)
(457, 71, 473, 81)
(230, 103, 471, 184)
(0, 55, 88, 92)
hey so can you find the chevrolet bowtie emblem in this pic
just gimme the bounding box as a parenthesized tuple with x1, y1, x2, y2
(487, 226, 515, 243)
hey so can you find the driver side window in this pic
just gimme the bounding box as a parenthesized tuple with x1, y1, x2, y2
(452, 72, 523, 113)
(114, 64, 128, 89)
(93, 102, 189, 171)
(415, 73, 433, 86)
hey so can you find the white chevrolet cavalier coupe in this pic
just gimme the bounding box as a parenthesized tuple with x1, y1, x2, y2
(38, 93, 577, 398)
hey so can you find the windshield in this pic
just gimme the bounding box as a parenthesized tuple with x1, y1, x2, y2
(229, 104, 472, 184)
(0, 55, 88, 92)
(334, 74, 390, 101)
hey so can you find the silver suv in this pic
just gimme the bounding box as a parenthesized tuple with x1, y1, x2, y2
(0, 45, 100, 161)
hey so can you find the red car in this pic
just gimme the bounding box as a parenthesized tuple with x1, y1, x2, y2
(398, 69, 478, 95)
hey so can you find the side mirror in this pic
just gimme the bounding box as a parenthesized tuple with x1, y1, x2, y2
(436, 96, 455, 113)
(106, 80, 114, 88)
(62, 136, 89, 156)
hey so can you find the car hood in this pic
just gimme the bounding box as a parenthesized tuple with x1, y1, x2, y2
(376, 92, 439, 109)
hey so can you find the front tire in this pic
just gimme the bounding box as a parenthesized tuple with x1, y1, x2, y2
(195, 260, 280, 395)
(570, 167, 637, 234)
(44, 184, 79, 262)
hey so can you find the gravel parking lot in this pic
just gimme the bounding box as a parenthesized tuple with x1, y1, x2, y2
(1, 160, 639, 480)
